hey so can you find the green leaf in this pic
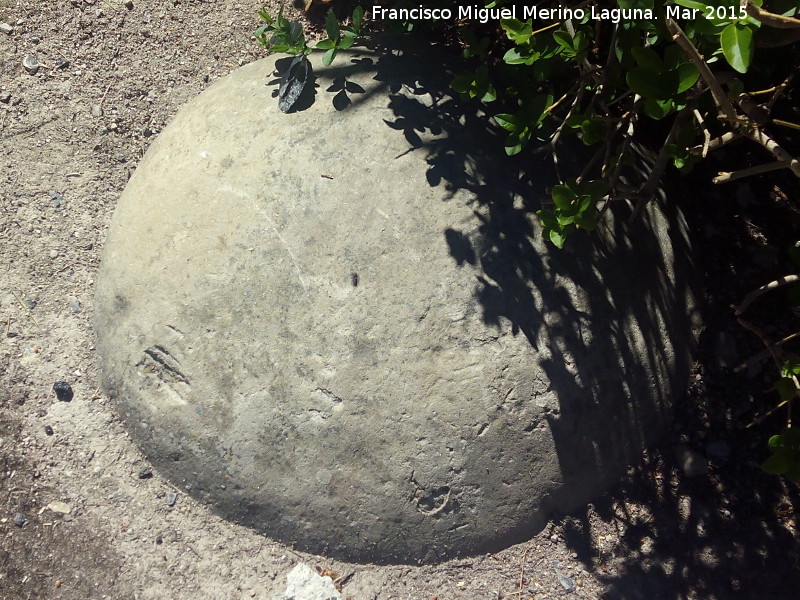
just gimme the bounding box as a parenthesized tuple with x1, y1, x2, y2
(325, 10, 340, 41)
(782, 357, 800, 377)
(322, 47, 337, 67)
(503, 47, 537, 65)
(352, 5, 363, 33)
(673, 0, 708, 11)
(316, 39, 335, 50)
(450, 74, 471, 94)
(537, 209, 558, 230)
(494, 113, 519, 131)
(500, 18, 533, 44)
(631, 46, 664, 72)
(339, 36, 355, 50)
(643, 98, 673, 120)
(627, 67, 674, 100)
(580, 119, 605, 146)
(774, 377, 797, 403)
(720, 23, 753, 73)
(549, 228, 567, 248)
(551, 185, 577, 210)
(676, 63, 700, 93)
(482, 84, 497, 103)
(763, 451, 791, 475)
(553, 29, 574, 51)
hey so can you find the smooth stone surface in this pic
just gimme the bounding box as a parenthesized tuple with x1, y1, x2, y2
(95, 47, 699, 564)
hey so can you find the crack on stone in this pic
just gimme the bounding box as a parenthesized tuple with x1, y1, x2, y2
(139, 345, 190, 385)
(314, 387, 343, 403)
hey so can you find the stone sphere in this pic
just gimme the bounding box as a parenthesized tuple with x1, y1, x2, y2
(95, 48, 698, 564)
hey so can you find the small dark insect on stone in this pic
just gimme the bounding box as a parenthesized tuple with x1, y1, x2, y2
(351, 272, 359, 287)
(53, 381, 73, 402)
(44, 425, 54, 436)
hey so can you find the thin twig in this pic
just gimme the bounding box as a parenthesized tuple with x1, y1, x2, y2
(713, 160, 794, 184)
(766, 74, 794, 111)
(735, 331, 800, 373)
(666, 19, 741, 125)
(693, 109, 711, 158)
(743, 128, 800, 178)
(735, 274, 800, 315)
(772, 119, 800, 132)
(746, 2, 800, 28)
(738, 318, 785, 370)
(689, 131, 738, 155)
(11, 290, 38, 326)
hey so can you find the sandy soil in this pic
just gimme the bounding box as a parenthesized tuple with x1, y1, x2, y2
(1, 1, 799, 599)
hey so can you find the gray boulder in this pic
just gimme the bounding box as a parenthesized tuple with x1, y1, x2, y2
(94, 47, 699, 564)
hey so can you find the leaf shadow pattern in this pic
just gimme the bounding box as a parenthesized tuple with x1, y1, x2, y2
(268, 56, 368, 112)
(310, 36, 800, 591)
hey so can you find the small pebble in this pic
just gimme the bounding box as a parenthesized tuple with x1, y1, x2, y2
(26, 299, 37, 309)
(44, 425, 54, 436)
(0, 22, 13, 34)
(91, 104, 103, 117)
(0, 91, 10, 103)
(69, 300, 82, 313)
(22, 54, 39, 75)
(53, 381, 74, 402)
(37, 408, 47, 417)
(138, 467, 153, 479)
(49, 249, 59, 259)
(48, 190, 63, 207)
(550, 534, 559, 543)
(116, 155, 127, 163)
(125, 0, 134, 8)
(156, 534, 163, 544)
(13, 513, 26, 527)
(55, 57, 70, 70)
(166, 492, 178, 506)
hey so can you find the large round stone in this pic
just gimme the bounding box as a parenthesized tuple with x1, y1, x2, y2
(95, 48, 698, 564)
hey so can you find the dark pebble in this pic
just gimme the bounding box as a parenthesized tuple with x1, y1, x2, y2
(55, 57, 69, 69)
(48, 190, 63, 207)
(155, 535, 163, 544)
(26, 299, 37, 309)
(36, 408, 47, 417)
(53, 381, 74, 402)
(166, 492, 177, 507)
(44, 425, 54, 436)
(138, 467, 153, 479)
(351, 272, 359, 287)
(116, 155, 127, 163)
(125, 0, 134, 8)
(13, 513, 25, 527)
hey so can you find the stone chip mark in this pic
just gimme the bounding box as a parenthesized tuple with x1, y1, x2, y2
(138, 345, 190, 385)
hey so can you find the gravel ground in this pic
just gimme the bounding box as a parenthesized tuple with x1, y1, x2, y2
(1, 1, 799, 599)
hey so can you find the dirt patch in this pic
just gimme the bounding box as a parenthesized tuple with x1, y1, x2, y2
(1, 1, 798, 599)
